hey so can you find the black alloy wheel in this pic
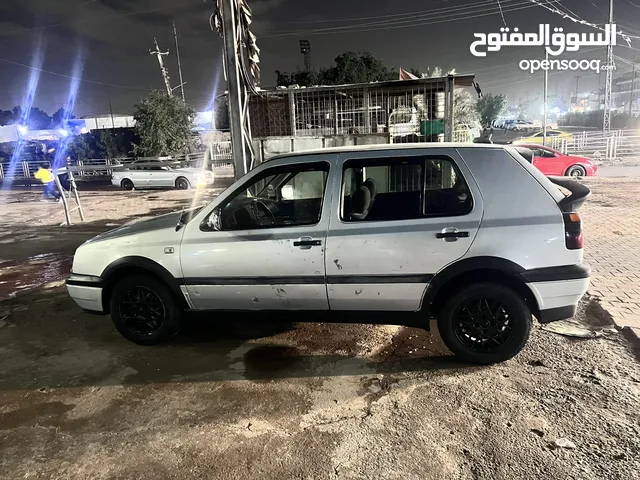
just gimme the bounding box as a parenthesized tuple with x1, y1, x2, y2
(121, 178, 134, 190)
(118, 286, 166, 336)
(437, 283, 532, 364)
(110, 275, 182, 345)
(452, 298, 513, 353)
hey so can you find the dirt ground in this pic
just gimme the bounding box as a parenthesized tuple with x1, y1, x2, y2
(0, 178, 639, 479)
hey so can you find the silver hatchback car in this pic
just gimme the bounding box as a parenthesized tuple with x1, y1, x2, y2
(67, 144, 591, 364)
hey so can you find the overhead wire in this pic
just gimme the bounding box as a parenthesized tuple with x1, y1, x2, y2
(263, 0, 556, 38)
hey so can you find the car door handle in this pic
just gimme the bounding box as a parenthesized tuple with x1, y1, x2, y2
(436, 231, 470, 239)
(293, 237, 322, 248)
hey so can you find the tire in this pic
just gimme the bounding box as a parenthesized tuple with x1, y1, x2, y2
(175, 177, 190, 190)
(121, 178, 135, 190)
(566, 165, 586, 178)
(437, 283, 532, 364)
(109, 275, 182, 345)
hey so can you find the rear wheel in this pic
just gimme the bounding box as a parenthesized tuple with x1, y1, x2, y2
(566, 165, 586, 177)
(175, 177, 190, 190)
(437, 283, 532, 364)
(109, 275, 182, 345)
(121, 178, 135, 190)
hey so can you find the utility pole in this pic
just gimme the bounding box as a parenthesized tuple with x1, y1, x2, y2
(107, 90, 116, 130)
(574, 75, 580, 108)
(150, 38, 173, 97)
(173, 21, 186, 103)
(543, 50, 549, 146)
(300, 40, 311, 72)
(603, 0, 614, 131)
(629, 56, 636, 116)
(219, 0, 255, 178)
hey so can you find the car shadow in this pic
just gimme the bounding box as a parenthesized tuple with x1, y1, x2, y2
(0, 290, 482, 391)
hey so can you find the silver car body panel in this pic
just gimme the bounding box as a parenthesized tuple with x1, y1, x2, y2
(67, 143, 590, 319)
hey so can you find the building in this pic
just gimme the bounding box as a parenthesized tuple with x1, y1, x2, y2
(613, 71, 639, 113)
(213, 75, 475, 164)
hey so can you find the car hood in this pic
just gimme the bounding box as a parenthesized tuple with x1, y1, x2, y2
(86, 211, 183, 244)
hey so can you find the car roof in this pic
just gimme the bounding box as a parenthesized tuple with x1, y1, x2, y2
(266, 142, 513, 162)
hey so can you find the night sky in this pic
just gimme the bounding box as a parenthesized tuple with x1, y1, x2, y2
(1, 0, 639, 116)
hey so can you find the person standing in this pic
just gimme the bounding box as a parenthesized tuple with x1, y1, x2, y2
(34, 163, 60, 201)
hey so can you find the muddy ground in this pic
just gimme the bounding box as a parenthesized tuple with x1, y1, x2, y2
(0, 180, 639, 479)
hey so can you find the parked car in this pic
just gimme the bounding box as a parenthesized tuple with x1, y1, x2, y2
(111, 159, 214, 190)
(513, 129, 573, 145)
(67, 144, 591, 365)
(518, 144, 598, 177)
(510, 120, 536, 131)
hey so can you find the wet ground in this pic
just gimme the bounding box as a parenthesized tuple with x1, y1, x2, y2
(0, 181, 639, 479)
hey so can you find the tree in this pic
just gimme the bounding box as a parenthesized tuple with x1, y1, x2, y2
(418, 67, 479, 128)
(27, 107, 52, 129)
(51, 108, 74, 127)
(276, 52, 397, 87)
(0, 110, 14, 126)
(99, 129, 136, 159)
(476, 93, 507, 128)
(66, 134, 96, 161)
(132, 90, 195, 157)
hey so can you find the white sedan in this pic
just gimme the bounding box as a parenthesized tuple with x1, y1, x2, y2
(111, 160, 214, 190)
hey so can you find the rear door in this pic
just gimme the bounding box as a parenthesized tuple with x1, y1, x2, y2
(324, 148, 484, 311)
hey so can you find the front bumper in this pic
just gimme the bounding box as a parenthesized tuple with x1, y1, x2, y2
(66, 274, 105, 314)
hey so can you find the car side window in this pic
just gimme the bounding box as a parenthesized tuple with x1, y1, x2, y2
(202, 162, 329, 231)
(541, 148, 556, 157)
(424, 158, 473, 217)
(341, 158, 423, 222)
(340, 156, 472, 223)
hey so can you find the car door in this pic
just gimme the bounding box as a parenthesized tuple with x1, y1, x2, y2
(143, 161, 170, 187)
(324, 148, 483, 311)
(152, 165, 177, 187)
(180, 155, 335, 310)
(128, 163, 148, 187)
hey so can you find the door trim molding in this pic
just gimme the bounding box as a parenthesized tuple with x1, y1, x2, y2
(180, 273, 433, 286)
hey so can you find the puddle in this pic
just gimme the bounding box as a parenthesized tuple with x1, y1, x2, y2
(0, 253, 73, 299)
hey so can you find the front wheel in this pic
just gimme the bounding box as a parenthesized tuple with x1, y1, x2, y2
(437, 283, 532, 364)
(121, 178, 134, 190)
(566, 165, 586, 178)
(109, 275, 182, 345)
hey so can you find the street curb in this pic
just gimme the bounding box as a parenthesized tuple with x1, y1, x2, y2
(622, 326, 640, 348)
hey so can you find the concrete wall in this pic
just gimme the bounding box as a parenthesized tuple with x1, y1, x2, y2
(252, 133, 390, 164)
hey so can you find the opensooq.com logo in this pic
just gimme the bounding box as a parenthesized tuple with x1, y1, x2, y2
(470, 24, 617, 73)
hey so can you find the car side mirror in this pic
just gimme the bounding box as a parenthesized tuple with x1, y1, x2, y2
(207, 209, 222, 231)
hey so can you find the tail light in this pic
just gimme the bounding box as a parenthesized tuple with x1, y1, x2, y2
(563, 212, 583, 249)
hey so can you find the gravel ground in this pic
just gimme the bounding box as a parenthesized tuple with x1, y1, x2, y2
(0, 290, 638, 479)
(0, 179, 639, 479)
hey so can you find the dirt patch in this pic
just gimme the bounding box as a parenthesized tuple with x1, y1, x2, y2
(1, 287, 638, 479)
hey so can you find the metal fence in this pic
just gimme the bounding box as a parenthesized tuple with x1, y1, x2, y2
(249, 77, 468, 143)
(0, 144, 234, 183)
(547, 129, 640, 162)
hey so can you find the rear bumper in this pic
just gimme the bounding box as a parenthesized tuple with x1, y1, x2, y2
(523, 264, 591, 324)
(66, 274, 105, 314)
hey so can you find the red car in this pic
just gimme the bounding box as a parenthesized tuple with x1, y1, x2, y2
(520, 144, 598, 177)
